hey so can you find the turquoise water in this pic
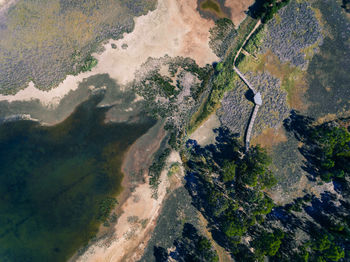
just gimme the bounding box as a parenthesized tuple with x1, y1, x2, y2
(0, 93, 155, 261)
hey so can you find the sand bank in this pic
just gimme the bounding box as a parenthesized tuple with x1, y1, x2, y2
(75, 151, 183, 262)
(190, 113, 221, 146)
(0, 0, 217, 107)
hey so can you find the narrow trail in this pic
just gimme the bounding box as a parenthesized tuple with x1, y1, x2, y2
(232, 20, 262, 151)
(245, 104, 260, 150)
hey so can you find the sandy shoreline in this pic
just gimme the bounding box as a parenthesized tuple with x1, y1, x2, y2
(68, 121, 167, 262)
(74, 143, 184, 262)
(0, 0, 218, 108)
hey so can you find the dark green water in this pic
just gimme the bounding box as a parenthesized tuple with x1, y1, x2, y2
(0, 94, 155, 262)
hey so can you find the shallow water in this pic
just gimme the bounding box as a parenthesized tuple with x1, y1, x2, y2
(0, 93, 155, 262)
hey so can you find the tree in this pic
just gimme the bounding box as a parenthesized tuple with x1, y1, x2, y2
(224, 218, 246, 238)
(323, 245, 345, 261)
(222, 161, 236, 182)
(259, 170, 277, 189)
(252, 229, 285, 259)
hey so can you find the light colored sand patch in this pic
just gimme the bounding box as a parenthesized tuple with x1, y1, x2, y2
(0, 0, 12, 7)
(225, 0, 255, 27)
(96, 0, 217, 85)
(76, 151, 182, 262)
(190, 112, 220, 146)
(0, 73, 93, 106)
(0, 0, 17, 17)
(0, 0, 217, 107)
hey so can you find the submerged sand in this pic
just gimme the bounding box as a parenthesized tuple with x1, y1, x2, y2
(0, 0, 218, 107)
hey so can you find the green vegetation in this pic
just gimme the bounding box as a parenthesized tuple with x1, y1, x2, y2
(298, 233, 346, 262)
(167, 162, 181, 177)
(154, 223, 219, 261)
(79, 55, 98, 73)
(185, 132, 278, 257)
(211, 18, 235, 41)
(0, 0, 157, 94)
(243, 25, 265, 55)
(97, 197, 118, 222)
(176, 223, 219, 262)
(149, 74, 177, 98)
(149, 147, 171, 196)
(185, 121, 350, 261)
(135, 57, 211, 124)
(311, 125, 350, 182)
(238, 146, 276, 188)
(250, 0, 291, 24)
(252, 229, 285, 260)
(268, 116, 350, 262)
(341, 0, 350, 13)
(222, 161, 237, 182)
(189, 17, 258, 133)
(285, 194, 312, 213)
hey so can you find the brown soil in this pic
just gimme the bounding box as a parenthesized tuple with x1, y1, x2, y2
(225, 0, 255, 27)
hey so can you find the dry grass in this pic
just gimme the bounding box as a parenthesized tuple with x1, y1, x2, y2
(239, 50, 309, 111)
(251, 126, 287, 149)
(315, 110, 350, 125)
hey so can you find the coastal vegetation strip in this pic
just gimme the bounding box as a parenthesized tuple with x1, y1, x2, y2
(188, 16, 258, 134)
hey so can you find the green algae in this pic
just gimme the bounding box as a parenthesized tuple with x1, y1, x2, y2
(200, 0, 226, 17)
